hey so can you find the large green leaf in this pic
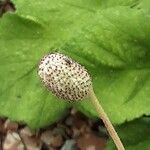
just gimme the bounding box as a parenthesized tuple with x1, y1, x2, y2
(107, 117, 150, 150)
(0, 0, 100, 128)
(0, 0, 150, 133)
(74, 3, 150, 124)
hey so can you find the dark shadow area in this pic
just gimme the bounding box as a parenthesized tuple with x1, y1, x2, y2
(0, 0, 15, 17)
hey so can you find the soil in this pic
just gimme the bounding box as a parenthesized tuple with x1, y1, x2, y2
(0, 108, 108, 150)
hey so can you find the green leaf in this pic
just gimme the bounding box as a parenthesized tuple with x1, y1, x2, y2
(0, 14, 71, 129)
(0, 0, 101, 128)
(0, 0, 150, 131)
(106, 117, 150, 150)
(74, 3, 150, 124)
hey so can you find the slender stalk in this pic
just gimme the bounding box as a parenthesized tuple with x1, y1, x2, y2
(89, 87, 125, 150)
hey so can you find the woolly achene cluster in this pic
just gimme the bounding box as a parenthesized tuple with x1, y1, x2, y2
(38, 53, 92, 101)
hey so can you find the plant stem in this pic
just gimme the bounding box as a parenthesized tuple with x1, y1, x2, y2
(89, 87, 125, 150)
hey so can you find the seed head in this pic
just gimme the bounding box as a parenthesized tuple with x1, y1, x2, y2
(38, 53, 92, 101)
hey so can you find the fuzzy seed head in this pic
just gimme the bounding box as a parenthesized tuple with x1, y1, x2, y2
(38, 53, 92, 101)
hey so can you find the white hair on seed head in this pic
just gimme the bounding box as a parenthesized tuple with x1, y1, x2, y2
(38, 52, 92, 101)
